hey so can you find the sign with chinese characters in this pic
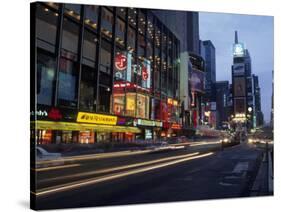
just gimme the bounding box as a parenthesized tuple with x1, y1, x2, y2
(77, 112, 117, 125)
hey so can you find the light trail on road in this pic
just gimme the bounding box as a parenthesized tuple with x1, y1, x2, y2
(33, 164, 81, 172)
(33, 152, 214, 197)
(38, 152, 200, 183)
(36, 149, 154, 165)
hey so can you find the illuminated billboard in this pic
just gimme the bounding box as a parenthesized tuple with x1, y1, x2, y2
(234, 77, 246, 97)
(189, 69, 205, 93)
(233, 63, 245, 76)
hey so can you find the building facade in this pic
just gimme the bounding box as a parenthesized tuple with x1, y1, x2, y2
(231, 31, 254, 129)
(252, 74, 264, 127)
(215, 81, 229, 129)
(31, 2, 182, 144)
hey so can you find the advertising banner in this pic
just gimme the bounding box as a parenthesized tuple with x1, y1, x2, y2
(233, 63, 245, 76)
(234, 77, 246, 97)
(77, 112, 117, 125)
(190, 69, 205, 93)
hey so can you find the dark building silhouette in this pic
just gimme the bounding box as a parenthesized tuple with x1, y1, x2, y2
(215, 81, 229, 129)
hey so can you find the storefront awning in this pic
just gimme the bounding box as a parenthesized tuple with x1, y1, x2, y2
(31, 121, 141, 133)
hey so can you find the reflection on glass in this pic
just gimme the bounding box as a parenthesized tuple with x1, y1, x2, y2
(36, 4, 58, 52)
(37, 52, 56, 105)
(61, 18, 79, 56)
(80, 65, 95, 111)
(82, 29, 97, 67)
(101, 8, 113, 39)
(58, 57, 78, 107)
(85, 5, 99, 30)
(64, 3, 81, 20)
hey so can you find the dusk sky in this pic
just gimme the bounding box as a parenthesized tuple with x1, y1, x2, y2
(199, 12, 274, 123)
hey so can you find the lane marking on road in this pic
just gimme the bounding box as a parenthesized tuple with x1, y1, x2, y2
(219, 182, 237, 186)
(232, 162, 249, 174)
(32, 164, 81, 172)
(189, 141, 221, 147)
(38, 152, 200, 183)
(33, 152, 214, 197)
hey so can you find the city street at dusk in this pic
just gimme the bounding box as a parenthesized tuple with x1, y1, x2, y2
(30, 1, 274, 210)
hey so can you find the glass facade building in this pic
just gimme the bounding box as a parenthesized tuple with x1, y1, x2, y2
(31, 2, 181, 144)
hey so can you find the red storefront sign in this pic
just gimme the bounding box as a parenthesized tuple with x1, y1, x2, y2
(115, 53, 127, 71)
(48, 108, 63, 120)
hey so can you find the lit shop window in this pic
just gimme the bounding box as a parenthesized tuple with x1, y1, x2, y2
(113, 94, 125, 115)
(36, 4, 58, 53)
(79, 131, 95, 144)
(37, 52, 56, 105)
(36, 130, 52, 144)
(64, 3, 81, 20)
(126, 93, 136, 117)
(84, 5, 99, 31)
(136, 94, 149, 119)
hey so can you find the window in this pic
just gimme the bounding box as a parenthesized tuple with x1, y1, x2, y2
(117, 7, 126, 20)
(37, 51, 56, 105)
(85, 5, 99, 31)
(82, 29, 97, 67)
(137, 35, 145, 58)
(128, 8, 137, 27)
(64, 3, 81, 20)
(61, 18, 79, 57)
(100, 39, 112, 74)
(80, 65, 95, 111)
(58, 57, 78, 107)
(101, 8, 113, 39)
(138, 11, 146, 36)
(36, 4, 58, 53)
(98, 86, 111, 113)
(113, 94, 125, 115)
(116, 18, 125, 47)
(128, 27, 136, 52)
(136, 94, 149, 119)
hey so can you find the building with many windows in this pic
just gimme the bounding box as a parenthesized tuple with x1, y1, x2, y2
(31, 2, 182, 144)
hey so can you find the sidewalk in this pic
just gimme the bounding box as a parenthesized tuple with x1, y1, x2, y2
(250, 150, 273, 196)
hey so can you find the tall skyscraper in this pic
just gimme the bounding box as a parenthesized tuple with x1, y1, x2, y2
(231, 30, 254, 129)
(252, 74, 264, 127)
(202, 40, 216, 102)
(152, 10, 201, 133)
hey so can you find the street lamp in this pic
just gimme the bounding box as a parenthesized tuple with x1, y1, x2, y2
(248, 107, 252, 112)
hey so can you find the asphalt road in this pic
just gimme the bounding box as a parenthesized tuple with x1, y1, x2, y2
(32, 140, 266, 210)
